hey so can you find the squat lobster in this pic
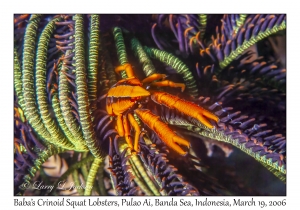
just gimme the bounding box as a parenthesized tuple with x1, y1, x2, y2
(106, 63, 219, 156)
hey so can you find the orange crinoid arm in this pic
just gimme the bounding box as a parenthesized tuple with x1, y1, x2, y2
(135, 109, 190, 156)
(151, 92, 219, 129)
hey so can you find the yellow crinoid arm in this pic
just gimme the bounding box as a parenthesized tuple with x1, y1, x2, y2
(135, 109, 190, 156)
(115, 63, 134, 78)
(151, 92, 219, 129)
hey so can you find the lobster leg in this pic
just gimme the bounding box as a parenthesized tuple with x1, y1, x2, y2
(114, 113, 140, 153)
(113, 113, 137, 152)
(142, 73, 167, 84)
(151, 92, 219, 129)
(135, 109, 190, 156)
(116, 115, 124, 137)
(142, 73, 185, 92)
(123, 115, 134, 149)
(150, 80, 185, 92)
(115, 63, 134, 78)
(128, 113, 141, 152)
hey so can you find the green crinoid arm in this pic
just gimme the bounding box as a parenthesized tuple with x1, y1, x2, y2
(195, 127, 286, 182)
(14, 47, 25, 109)
(170, 117, 286, 182)
(87, 14, 100, 112)
(52, 93, 88, 151)
(72, 168, 84, 195)
(80, 152, 89, 180)
(118, 140, 161, 196)
(143, 46, 198, 97)
(50, 154, 95, 194)
(198, 14, 207, 39)
(96, 159, 107, 195)
(101, 36, 118, 87)
(113, 27, 128, 79)
(35, 16, 75, 150)
(22, 14, 52, 143)
(234, 14, 247, 33)
(84, 157, 103, 195)
(219, 20, 286, 69)
(21, 144, 65, 191)
(160, 111, 286, 182)
(80, 152, 89, 181)
(208, 128, 284, 182)
(131, 37, 156, 77)
(73, 14, 104, 159)
(58, 52, 88, 151)
(137, 143, 168, 196)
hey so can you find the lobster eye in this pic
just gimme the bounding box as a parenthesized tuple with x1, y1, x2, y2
(146, 86, 150, 90)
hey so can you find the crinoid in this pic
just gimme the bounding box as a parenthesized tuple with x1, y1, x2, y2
(14, 14, 286, 196)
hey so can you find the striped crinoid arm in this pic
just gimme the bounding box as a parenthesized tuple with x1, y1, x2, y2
(197, 14, 207, 39)
(49, 154, 95, 195)
(214, 62, 286, 137)
(87, 15, 100, 112)
(52, 90, 88, 152)
(169, 14, 204, 56)
(22, 14, 52, 143)
(194, 54, 286, 137)
(113, 27, 128, 79)
(217, 54, 286, 93)
(52, 18, 89, 151)
(83, 157, 103, 195)
(73, 14, 104, 159)
(116, 137, 162, 196)
(233, 14, 247, 33)
(107, 138, 139, 195)
(14, 14, 286, 196)
(138, 140, 203, 196)
(20, 144, 65, 194)
(20, 15, 73, 150)
(157, 97, 286, 183)
(14, 102, 46, 195)
(143, 46, 198, 97)
(131, 37, 156, 77)
(218, 14, 248, 39)
(152, 14, 206, 56)
(101, 35, 118, 88)
(57, 54, 89, 151)
(50, 17, 90, 152)
(14, 15, 30, 60)
(210, 14, 286, 69)
(14, 47, 25, 109)
(215, 82, 286, 136)
(35, 16, 76, 150)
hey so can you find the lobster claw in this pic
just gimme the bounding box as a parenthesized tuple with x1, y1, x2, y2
(151, 92, 219, 129)
(135, 109, 190, 156)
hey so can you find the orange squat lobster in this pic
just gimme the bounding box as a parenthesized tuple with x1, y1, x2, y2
(106, 63, 219, 156)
